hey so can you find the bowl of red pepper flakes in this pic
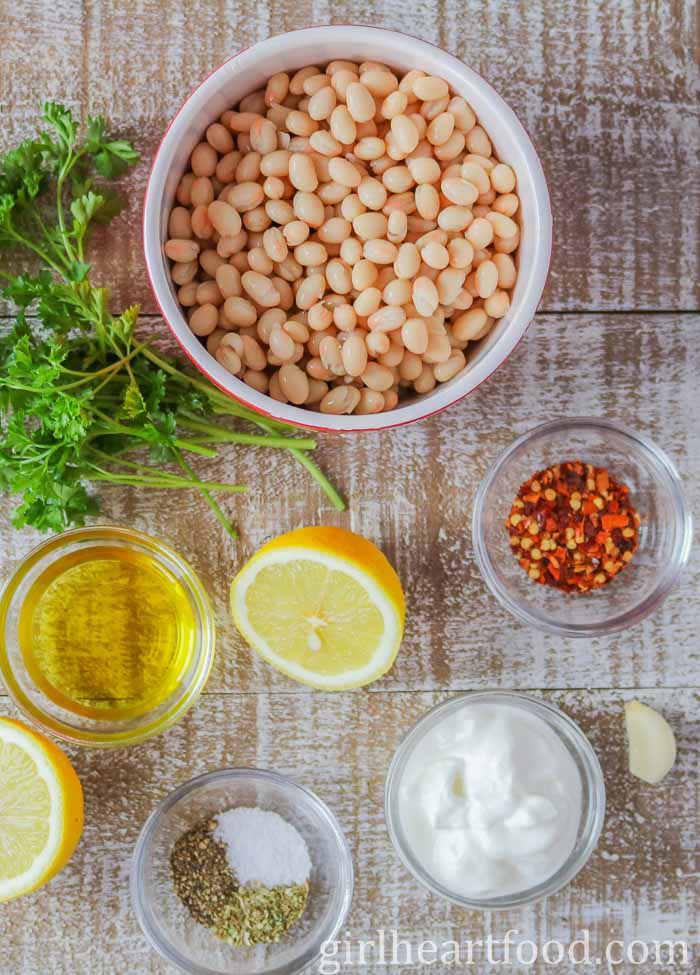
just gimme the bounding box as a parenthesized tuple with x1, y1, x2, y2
(506, 460, 641, 593)
(472, 418, 692, 637)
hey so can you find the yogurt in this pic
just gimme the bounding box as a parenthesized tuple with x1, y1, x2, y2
(398, 701, 582, 898)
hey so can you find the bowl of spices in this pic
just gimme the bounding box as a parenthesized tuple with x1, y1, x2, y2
(0, 526, 215, 747)
(472, 417, 692, 636)
(131, 768, 353, 975)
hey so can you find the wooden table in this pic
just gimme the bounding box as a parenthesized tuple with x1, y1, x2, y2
(1, 2, 698, 972)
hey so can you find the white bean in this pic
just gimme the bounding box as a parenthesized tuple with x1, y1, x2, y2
(363, 239, 397, 264)
(361, 362, 395, 392)
(475, 260, 499, 299)
(320, 385, 361, 414)
(367, 305, 405, 333)
(296, 273, 326, 309)
(346, 82, 376, 123)
(288, 153, 318, 192)
(189, 303, 218, 336)
(278, 363, 309, 404)
(166, 239, 199, 262)
(355, 388, 385, 414)
(413, 76, 449, 101)
(412, 276, 439, 316)
(401, 317, 429, 354)
(269, 326, 297, 361)
(216, 344, 242, 374)
(452, 307, 488, 341)
(241, 270, 281, 307)
(341, 332, 368, 376)
(433, 349, 466, 382)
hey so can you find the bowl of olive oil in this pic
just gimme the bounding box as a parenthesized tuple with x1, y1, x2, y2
(0, 527, 215, 747)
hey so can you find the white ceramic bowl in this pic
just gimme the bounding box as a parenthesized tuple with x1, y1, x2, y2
(144, 26, 552, 432)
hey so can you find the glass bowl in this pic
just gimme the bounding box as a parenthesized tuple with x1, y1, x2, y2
(472, 417, 692, 637)
(0, 526, 215, 747)
(385, 691, 606, 910)
(131, 768, 354, 975)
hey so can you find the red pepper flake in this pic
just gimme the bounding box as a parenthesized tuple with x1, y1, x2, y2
(505, 460, 641, 594)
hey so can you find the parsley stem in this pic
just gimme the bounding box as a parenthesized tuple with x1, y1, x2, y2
(30, 206, 71, 269)
(88, 407, 219, 458)
(170, 438, 217, 458)
(61, 343, 146, 390)
(55, 342, 147, 385)
(277, 442, 346, 511)
(55, 145, 87, 264)
(140, 347, 345, 511)
(88, 474, 246, 492)
(3, 223, 66, 277)
(87, 450, 245, 512)
(172, 448, 238, 540)
(87, 468, 247, 493)
(248, 414, 347, 512)
(87, 448, 200, 478)
(176, 414, 316, 451)
(88, 448, 247, 495)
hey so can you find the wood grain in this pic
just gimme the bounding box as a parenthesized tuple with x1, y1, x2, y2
(0, 689, 697, 975)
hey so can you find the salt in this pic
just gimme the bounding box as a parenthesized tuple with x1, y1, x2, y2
(213, 807, 311, 887)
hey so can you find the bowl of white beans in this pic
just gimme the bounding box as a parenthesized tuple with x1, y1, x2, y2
(144, 26, 552, 430)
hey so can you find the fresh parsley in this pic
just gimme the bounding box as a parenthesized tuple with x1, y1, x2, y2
(0, 103, 344, 537)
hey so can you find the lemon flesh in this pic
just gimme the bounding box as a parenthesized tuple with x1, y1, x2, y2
(0, 737, 52, 883)
(232, 548, 403, 689)
(0, 718, 83, 901)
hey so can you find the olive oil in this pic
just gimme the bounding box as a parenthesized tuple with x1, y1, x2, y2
(18, 545, 196, 720)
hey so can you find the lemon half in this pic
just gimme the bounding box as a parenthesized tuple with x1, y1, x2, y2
(231, 527, 405, 689)
(0, 717, 83, 902)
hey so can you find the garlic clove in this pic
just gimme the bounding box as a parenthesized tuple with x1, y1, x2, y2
(624, 699, 677, 784)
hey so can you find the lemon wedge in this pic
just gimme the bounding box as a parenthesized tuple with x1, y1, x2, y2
(0, 717, 83, 901)
(230, 526, 405, 689)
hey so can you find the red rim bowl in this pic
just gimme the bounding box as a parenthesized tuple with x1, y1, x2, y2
(143, 26, 553, 433)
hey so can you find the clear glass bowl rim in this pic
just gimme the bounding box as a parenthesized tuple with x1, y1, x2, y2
(130, 767, 355, 975)
(471, 416, 693, 637)
(0, 524, 216, 747)
(384, 690, 606, 910)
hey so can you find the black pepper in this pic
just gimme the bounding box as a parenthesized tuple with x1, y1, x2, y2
(170, 819, 237, 930)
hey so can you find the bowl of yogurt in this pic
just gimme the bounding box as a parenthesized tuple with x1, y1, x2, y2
(384, 691, 605, 909)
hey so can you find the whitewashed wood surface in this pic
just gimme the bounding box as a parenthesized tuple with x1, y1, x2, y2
(1, 1, 699, 973)
(0, 689, 698, 975)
